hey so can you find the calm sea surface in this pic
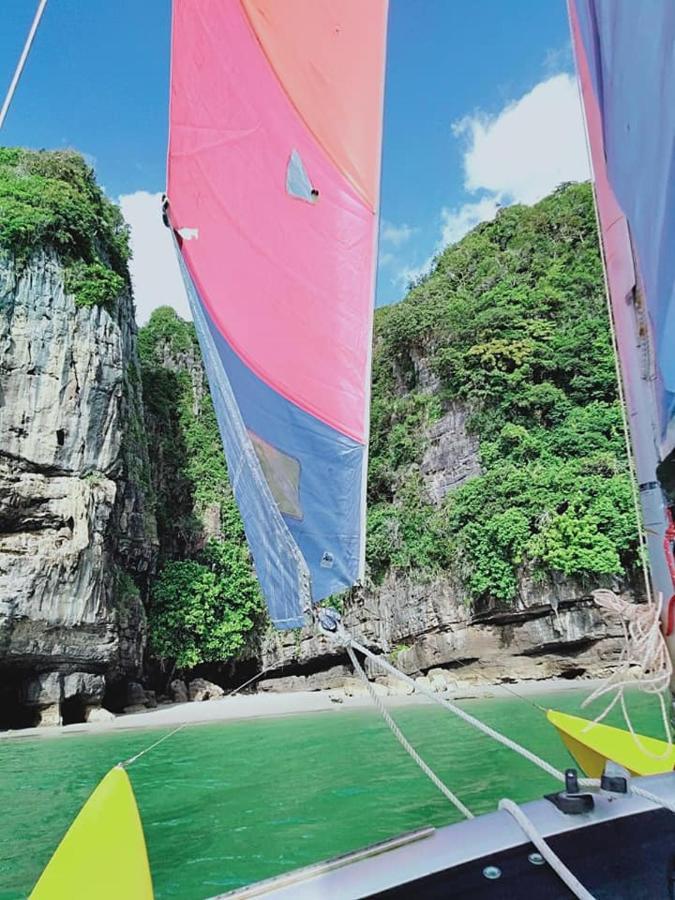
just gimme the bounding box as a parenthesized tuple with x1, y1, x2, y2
(0, 688, 663, 899)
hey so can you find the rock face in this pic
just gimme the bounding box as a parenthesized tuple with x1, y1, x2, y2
(261, 572, 625, 689)
(170, 678, 189, 704)
(0, 252, 156, 725)
(420, 404, 481, 503)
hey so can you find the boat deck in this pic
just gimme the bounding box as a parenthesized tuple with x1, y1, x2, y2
(216, 773, 675, 899)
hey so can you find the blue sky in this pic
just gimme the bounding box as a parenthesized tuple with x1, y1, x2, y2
(1, 1, 588, 316)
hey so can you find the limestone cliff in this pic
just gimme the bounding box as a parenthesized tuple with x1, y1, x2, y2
(0, 250, 157, 723)
(0, 149, 156, 726)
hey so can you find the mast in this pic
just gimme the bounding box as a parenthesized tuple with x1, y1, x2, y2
(568, 1, 675, 673)
(0, 0, 48, 130)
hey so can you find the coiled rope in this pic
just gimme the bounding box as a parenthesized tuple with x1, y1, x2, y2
(582, 588, 673, 760)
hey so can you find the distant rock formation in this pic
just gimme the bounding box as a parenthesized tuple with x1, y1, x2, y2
(0, 250, 156, 726)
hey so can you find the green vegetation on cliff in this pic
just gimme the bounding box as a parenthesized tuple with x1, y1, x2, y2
(148, 536, 263, 669)
(0, 147, 128, 308)
(368, 183, 637, 604)
(139, 307, 263, 668)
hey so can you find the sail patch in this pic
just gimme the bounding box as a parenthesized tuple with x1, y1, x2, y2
(249, 431, 302, 519)
(286, 149, 318, 203)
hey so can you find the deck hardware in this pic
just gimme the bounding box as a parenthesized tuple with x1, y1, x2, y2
(482, 866, 501, 880)
(545, 768, 595, 814)
(601, 761, 628, 794)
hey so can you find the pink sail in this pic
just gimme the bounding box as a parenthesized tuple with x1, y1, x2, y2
(167, 0, 387, 627)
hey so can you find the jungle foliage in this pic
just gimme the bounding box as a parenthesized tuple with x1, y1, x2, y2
(367, 183, 638, 604)
(139, 307, 264, 668)
(0, 147, 128, 308)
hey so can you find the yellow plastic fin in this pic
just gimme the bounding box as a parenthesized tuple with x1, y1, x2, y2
(547, 709, 675, 778)
(30, 766, 153, 899)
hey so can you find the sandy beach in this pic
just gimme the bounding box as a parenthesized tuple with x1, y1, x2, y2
(0, 677, 607, 741)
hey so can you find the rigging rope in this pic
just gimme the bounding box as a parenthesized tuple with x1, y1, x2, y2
(345, 644, 474, 820)
(328, 623, 675, 815)
(120, 667, 269, 768)
(0, 0, 48, 131)
(340, 626, 675, 895)
(342, 631, 599, 896)
(339, 628, 569, 783)
(498, 799, 596, 900)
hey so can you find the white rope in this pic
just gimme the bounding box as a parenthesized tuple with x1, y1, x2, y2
(498, 799, 596, 900)
(345, 644, 474, 820)
(346, 628, 669, 894)
(340, 628, 675, 814)
(121, 667, 269, 768)
(582, 588, 673, 759)
(342, 631, 569, 784)
(0, 0, 48, 130)
(629, 783, 675, 815)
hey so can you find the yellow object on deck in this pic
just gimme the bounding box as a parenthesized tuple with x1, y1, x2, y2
(30, 766, 153, 899)
(547, 709, 675, 778)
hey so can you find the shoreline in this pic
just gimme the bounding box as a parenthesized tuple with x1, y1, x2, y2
(0, 676, 606, 742)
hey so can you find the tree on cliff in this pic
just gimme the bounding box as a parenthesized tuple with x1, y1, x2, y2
(0, 147, 128, 307)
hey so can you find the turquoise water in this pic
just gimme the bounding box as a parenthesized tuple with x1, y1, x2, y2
(0, 689, 663, 899)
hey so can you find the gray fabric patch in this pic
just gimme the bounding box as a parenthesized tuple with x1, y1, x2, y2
(286, 149, 318, 203)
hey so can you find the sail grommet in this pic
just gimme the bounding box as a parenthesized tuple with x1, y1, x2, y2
(161, 193, 170, 228)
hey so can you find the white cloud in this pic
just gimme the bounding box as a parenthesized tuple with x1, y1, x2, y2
(454, 73, 589, 206)
(394, 258, 434, 289)
(380, 220, 417, 247)
(439, 196, 501, 246)
(392, 73, 590, 293)
(119, 191, 192, 325)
